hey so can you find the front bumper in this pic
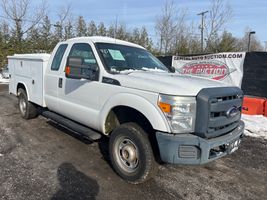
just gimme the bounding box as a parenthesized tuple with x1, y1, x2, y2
(156, 120, 244, 165)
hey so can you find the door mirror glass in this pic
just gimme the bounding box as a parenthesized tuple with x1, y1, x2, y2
(65, 56, 98, 80)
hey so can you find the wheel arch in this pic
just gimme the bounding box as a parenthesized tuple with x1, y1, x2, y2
(17, 82, 30, 100)
(99, 93, 170, 135)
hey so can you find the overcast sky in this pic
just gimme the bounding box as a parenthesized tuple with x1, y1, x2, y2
(25, 0, 267, 44)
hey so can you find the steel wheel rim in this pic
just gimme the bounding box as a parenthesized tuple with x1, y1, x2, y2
(19, 96, 26, 116)
(114, 137, 139, 173)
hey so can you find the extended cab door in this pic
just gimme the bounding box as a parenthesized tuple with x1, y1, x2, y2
(44, 43, 68, 112)
(57, 43, 101, 130)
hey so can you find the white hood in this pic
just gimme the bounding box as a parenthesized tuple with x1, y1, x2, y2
(115, 71, 229, 96)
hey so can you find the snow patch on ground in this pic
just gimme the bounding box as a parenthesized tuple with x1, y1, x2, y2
(0, 76, 9, 84)
(242, 114, 267, 139)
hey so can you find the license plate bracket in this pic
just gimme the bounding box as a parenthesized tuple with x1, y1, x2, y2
(226, 139, 241, 154)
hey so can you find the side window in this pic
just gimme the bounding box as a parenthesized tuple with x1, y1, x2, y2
(51, 44, 68, 71)
(69, 43, 98, 67)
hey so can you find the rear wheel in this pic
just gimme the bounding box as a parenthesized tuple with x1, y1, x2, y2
(109, 123, 157, 184)
(18, 88, 38, 119)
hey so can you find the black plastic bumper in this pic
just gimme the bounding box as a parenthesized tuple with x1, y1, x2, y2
(156, 120, 244, 165)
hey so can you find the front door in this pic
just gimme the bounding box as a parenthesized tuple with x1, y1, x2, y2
(57, 43, 101, 130)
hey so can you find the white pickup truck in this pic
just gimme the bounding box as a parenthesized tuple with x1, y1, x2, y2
(8, 36, 244, 184)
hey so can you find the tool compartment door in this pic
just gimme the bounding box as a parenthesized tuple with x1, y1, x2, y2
(30, 60, 45, 106)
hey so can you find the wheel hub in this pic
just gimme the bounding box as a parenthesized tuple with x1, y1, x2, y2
(121, 144, 137, 163)
(116, 138, 139, 172)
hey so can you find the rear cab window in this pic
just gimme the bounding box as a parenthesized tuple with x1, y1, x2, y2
(51, 44, 68, 71)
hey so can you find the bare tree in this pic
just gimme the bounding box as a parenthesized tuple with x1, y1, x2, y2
(155, 0, 187, 55)
(53, 4, 72, 41)
(0, 20, 9, 41)
(155, 0, 234, 54)
(155, 0, 176, 54)
(1, 0, 46, 43)
(204, 0, 233, 52)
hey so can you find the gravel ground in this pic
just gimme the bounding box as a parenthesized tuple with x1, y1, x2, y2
(0, 84, 266, 200)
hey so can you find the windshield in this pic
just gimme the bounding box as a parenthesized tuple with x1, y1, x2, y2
(95, 43, 169, 73)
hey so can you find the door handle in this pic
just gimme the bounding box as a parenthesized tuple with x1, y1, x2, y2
(58, 78, 63, 88)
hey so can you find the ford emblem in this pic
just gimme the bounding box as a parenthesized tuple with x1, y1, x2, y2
(226, 107, 239, 118)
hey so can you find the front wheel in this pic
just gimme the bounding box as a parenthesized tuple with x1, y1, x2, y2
(109, 123, 157, 184)
(18, 88, 38, 119)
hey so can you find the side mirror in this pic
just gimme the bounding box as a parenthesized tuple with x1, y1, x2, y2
(169, 66, 176, 73)
(65, 56, 98, 80)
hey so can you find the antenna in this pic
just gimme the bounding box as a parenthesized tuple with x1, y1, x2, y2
(114, 15, 118, 39)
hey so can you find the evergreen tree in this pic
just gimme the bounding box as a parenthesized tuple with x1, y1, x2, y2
(0, 22, 12, 67)
(97, 22, 107, 36)
(87, 21, 97, 36)
(40, 15, 52, 52)
(130, 28, 140, 43)
(64, 20, 74, 40)
(107, 24, 115, 38)
(129, 27, 153, 50)
(139, 27, 152, 50)
(76, 16, 87, 37)
(27, 27, 41, 52)
(217, 31, 239, 52)
(115, 24, 128, 40)
(53, 22, 63, 43)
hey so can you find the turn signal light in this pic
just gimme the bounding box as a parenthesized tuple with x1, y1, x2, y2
(158, 102, 171, 113)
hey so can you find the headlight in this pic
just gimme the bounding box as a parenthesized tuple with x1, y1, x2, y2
(158, 94, 196, 133)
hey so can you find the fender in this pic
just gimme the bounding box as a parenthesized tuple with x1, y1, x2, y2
(99, 93, 171, 134)
(16, 81, 31, 101)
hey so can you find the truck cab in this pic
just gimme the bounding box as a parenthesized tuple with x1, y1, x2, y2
(8, 36, 244, 184)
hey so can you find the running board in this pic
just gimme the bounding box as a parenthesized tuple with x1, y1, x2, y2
(41, 110, 101, 141)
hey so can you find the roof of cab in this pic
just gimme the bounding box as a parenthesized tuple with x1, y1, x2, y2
(66, 36, 145, 49)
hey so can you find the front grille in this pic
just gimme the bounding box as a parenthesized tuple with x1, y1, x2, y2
(195, 87, 243, 138)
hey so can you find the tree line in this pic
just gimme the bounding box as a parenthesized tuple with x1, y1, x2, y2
(0, 16, 153, 67)
(0, 0, 153, 67)
(155, 0, 263, 55)
(0, 0, 264, 68)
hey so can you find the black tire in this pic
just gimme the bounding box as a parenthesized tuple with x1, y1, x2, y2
(18, 88, 38, 119)
(109, 122, 158, 184)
